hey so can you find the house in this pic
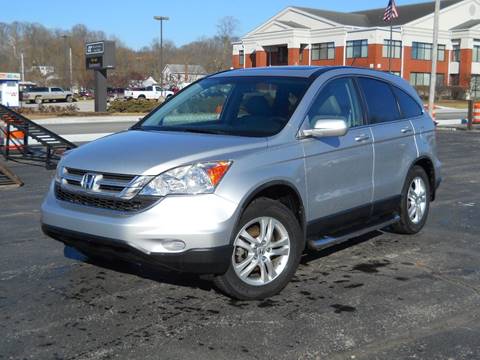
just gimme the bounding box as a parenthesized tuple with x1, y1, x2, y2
(232, 0, 480, 92)
(162, 64, 207, 84)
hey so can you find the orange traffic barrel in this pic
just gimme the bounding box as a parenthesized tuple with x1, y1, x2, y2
(0, 126, 24, 151)
(473, 102, 480, 124)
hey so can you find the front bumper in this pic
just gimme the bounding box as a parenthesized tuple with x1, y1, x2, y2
(42, 224, 232, 274)
(41, 181, 239, 273)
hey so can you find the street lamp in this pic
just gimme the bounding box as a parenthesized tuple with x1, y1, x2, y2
(153, 16, 169, 86)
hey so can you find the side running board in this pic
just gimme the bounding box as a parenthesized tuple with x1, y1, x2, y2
(307, 215, 400, 251)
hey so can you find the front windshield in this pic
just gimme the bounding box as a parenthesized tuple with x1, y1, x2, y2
(138, 76, 310, 137)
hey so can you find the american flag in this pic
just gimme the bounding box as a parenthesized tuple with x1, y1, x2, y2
(383, 0, 399, 22)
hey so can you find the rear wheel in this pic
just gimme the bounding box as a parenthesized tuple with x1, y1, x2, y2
(137, 95, 146, 100)
(214, 198, 303, 300)
(66, 95, 73, 103)
(392, 166, 430, 234)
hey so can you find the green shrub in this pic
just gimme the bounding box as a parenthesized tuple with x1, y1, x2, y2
(18, 104, 79, 115)
(108, 99, 160, 113)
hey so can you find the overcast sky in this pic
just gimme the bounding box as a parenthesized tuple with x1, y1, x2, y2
(1, 0, 431, 49)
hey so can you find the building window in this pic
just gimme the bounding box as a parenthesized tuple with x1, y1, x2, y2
(452, 40, 460, 62)
(438, 45, 446, 61)
(410, 72, 430, 86)
(412, 42, 432, 60)
(311, 42, 335, 60)
(473, 40, 480, 62)
(383, 40, 402, 58)
(412, 42, 445, 61)
(346, 40, 368, 58)
(410, 72, 445, 87)
(239, 50, 244, 66)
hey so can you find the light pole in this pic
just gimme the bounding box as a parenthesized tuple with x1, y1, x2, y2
(153, 16, 169, 86)
(428, 0, 440, 118)
(61, 35, 69, 89)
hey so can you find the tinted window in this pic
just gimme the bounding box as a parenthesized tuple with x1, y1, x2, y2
(308, 77, 363, 128)
(358, 77, 400, 124)
(140, 77, 309, 137)
(392, 87, 423, 118)
(30, 87, 48, 92)
(51, 88, 63, 92)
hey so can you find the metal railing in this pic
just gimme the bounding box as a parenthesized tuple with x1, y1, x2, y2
(0, 104, 77, 169)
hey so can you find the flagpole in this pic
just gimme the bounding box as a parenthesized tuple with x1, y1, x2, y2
(389, 24, 393, 73)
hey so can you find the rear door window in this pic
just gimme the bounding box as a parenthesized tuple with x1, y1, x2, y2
(357, 77, 400, 124)
(392, 86, 423, 119)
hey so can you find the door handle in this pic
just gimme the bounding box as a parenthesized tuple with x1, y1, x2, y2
(355, 134, 370, 142)
(401, 127, 412, 134)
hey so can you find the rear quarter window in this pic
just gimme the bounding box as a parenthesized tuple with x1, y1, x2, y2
(357, 77, 400, 124)
(392, 86, 423, 118)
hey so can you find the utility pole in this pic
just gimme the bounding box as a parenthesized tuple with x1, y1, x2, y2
(62, 35, 69, 89)
(428, 0, 440, 117)
(69, 47, 73, 89)
(154, 16, 169, 86)
(20, 53, 25, 82)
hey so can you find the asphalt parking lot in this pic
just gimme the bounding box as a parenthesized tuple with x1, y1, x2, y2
(1, 130, 480, 360)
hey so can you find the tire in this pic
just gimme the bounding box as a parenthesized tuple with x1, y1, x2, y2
(35, 96, 42, 104)
(66, 95, 73, 103)
(214, 198, 304, 300)
(137, 95, 146, 100)
(392, 166, 430, 234)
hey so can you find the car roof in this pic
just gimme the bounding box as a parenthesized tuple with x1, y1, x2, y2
(211, 66, 399, 81)
(210, 66, 336, 79)
(209, 66, 420, 102)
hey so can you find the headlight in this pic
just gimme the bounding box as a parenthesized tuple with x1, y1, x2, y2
(139, 161, 232, 196)
(54, 165, 64, 183)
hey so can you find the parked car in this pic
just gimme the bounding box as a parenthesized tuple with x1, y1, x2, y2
(23, 87, 74, 104)
(107, 87, 125, 101)
(124, 85, 174, 100)
(78, 89, 94, 99)
(41, 66, 441, 300)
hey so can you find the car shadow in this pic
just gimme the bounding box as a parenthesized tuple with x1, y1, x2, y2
(64, 245, 215, 292)
(64, 230, 384, 293)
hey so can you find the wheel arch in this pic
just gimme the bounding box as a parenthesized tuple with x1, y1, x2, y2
(410, 156, 437, 201)
(233, 180, 307, 241)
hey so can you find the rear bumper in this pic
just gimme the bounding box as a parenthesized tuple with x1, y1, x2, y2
(42, 224, 232, 274)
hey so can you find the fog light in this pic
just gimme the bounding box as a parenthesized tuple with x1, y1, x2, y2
(161, 239, 186, 251)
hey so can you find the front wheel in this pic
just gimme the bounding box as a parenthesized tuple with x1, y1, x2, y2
(214, 198, 303, 300)
(392, 166, 430, 234)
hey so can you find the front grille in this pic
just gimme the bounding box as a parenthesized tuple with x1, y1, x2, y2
(62, 167, 138, 195)
(54, 184, 158, 212)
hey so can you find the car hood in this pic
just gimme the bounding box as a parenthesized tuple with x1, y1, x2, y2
(61, 130, 268, 176)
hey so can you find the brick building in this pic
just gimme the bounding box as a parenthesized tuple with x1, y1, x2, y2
(232, 0, 480, 91)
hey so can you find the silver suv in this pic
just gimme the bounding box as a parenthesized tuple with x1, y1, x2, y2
(41, 67, 441, 300)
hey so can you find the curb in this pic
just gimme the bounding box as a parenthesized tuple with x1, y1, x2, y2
(32, 116, 142, 125)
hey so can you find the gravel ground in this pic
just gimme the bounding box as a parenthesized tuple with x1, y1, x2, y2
(0, 131, 479, 360)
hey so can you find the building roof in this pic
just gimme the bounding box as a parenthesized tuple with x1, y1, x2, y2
(451, 19, 480, 30)
(292, 0, 464, 27)
(163, 64, 207, 75)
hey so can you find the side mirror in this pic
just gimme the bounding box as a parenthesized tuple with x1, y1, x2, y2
(302, 118, 348, 138)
